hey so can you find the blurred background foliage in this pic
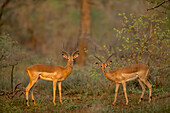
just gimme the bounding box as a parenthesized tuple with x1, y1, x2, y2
(0, 0, 169, 112)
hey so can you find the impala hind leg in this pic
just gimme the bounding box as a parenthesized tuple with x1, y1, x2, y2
(138, 79, 146, 104)
(58, 81, 63, 104)
(31, 77, 39, 105)
(113, 83, 120, 105)
(25, 81, 36, 106)
(141, 79, 152, 103)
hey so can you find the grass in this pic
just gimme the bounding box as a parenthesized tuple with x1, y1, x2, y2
(0, 85, 170, 113)
(0, 63, 170, 113)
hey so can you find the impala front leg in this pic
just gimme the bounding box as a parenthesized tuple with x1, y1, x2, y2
(53, 80, 57, 106)
(58, 81, 63, 104)
(113, 83, 120, 105)
(122, 81, 128, 105)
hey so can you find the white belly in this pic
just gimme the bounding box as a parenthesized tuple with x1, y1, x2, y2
(122, 72, 138, 82)
(39, 72, 56, 81)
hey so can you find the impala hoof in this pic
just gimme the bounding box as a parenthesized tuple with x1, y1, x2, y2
(26, 103, 30, 107)
(26, 100, 30, 107)
(53, 102, 56, 106)
(32, 100, 36, 105)
(149, 96, 152, 103)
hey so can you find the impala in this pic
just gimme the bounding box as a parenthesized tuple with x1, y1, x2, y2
(94, 51, 152, 105)
(25, 47, 79, 106)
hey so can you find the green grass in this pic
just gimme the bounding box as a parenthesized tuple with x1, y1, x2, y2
(0, 87, 170, 113)
(0, 63, 170, 113)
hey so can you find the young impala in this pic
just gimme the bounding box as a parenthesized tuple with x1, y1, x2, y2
(25, 47, 79, 106)
(94, 51, 152, 105)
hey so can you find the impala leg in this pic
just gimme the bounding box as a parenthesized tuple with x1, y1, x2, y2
(113, 83, 120, 105)
(31, 91, 36, 105)
(25, 81, 35, 106)
(58, 81, 63, 104)
(31, 79, 39, 105)
(138, 79, 145, 104)
(122, 81, 128, 105)
(142, 79, 152, 103)
(53, 80, 57, 106)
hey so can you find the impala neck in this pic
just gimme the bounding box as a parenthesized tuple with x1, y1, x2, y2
(66, 59, 73, 68)
(61, 59, 73, 79)
(102, 67, 114, 81)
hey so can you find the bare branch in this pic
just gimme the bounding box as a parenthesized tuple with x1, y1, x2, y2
(14, 83, 21, 90)
(0, 0, 11, 20)
(147, 0, 170, 11)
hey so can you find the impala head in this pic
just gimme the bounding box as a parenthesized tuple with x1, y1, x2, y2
(94, 48, 113, 71)
(95, 55, 113, 71)
(62, 45, 79, 66)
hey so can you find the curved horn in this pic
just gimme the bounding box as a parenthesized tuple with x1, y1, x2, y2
(105, 53, 114, 63)
(71, 49, 79, 56)
(62, 43, 69, 56)
(94, 47, 103, 63)
(71, 44, 79, 56)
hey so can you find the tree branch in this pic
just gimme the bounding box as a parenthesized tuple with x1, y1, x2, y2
(147, 0, 170, 11)
(0, 0, 11, 20)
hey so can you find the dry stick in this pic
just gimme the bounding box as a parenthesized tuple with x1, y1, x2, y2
(11, 89, 22, 99)
(19, 91, 25, 97)
(11, 65, 14, 92)
(0, 90, 6, 96)
(0, 0, 11, 20)
(147, 0, 170, 11)
(14, 83, 21, 90)
(0, 83, 25, 99)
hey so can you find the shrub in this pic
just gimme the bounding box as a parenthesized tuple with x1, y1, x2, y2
(113, 13, 169, 85)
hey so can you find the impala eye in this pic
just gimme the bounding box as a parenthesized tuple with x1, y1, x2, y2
(101, 66, 102, 67)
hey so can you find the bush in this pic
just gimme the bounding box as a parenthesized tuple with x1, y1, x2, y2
(113, 13, 169, 85)
(0, 33, 22, 68)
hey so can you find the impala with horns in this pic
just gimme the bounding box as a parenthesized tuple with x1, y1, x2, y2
(94, 49, 152, 105)
(25, 46, 79, 106)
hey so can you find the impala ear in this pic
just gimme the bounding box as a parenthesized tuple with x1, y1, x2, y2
(96, 62, 99, 65)
(96, 62, 101, 66)
(62, 53, 68, 59)
(73, 52, 79, 59)
(107, 60, 112, 65)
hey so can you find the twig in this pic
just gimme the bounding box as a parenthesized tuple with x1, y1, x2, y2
(0, 0, 11, 20)
(147, 0, 170, 11)
(0, 83, 25, 99)
(14, 83, 21, 90)
(19, 91, 25, 97)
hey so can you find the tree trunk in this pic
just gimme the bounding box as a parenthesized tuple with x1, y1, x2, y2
(77, 0, 90, 66)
